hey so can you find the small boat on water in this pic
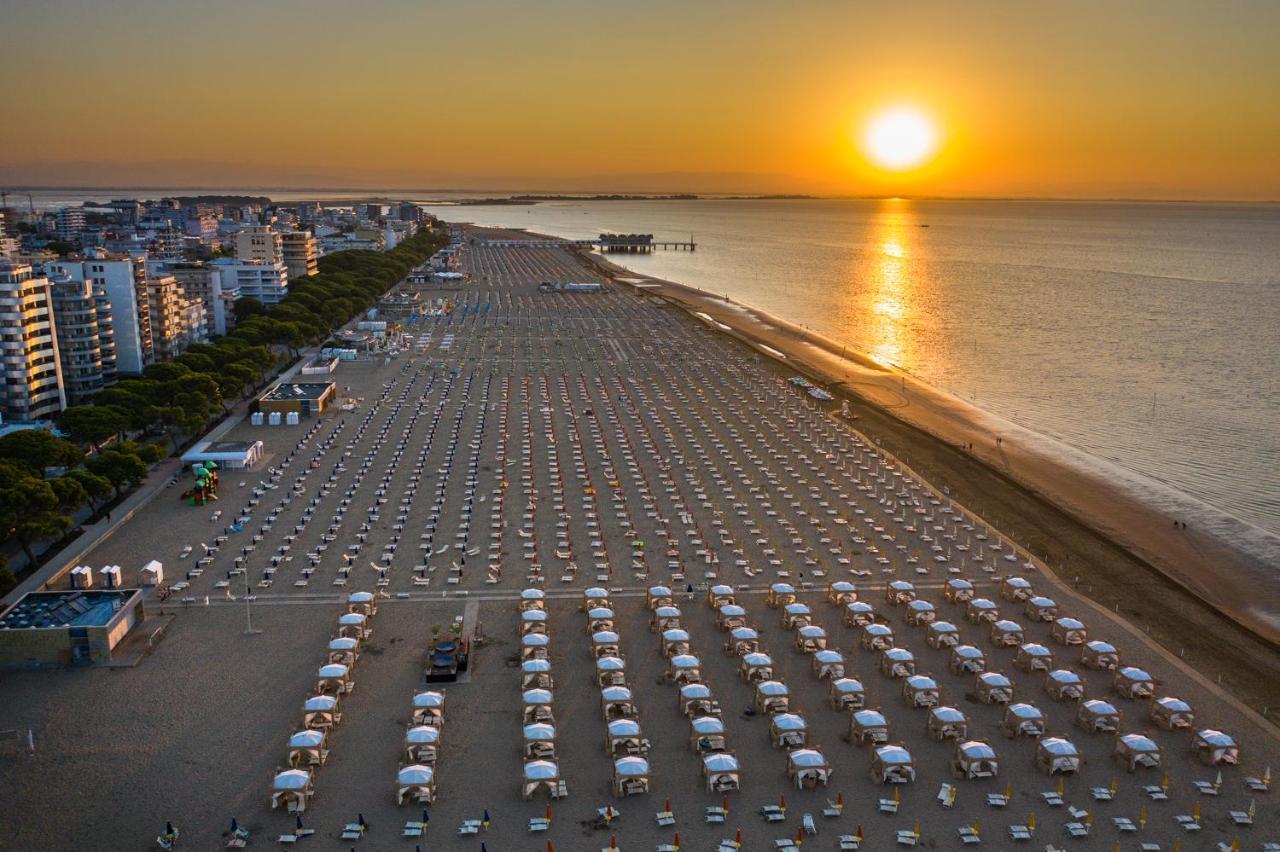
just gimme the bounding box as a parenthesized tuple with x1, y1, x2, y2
(789, 376, 811, 388)
(807, 388, 834, 401)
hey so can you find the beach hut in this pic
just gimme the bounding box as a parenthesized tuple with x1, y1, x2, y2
(949, 644, 986, 675)
(521, 632, 550, 661)
(795, 625, 828, 653)
(646, 585, 674, 610)
(975, 671, 1015, 704)
(880, 647, 916, 678)
(651, 605, 682, 633)
(667, 654, 702, 685)
(703, 752, 741, 792)
(587, 607, 615, 633)
(927, 621, 960, 649)
(903, 674, 941, 708)
(690, 715, 728, 753)
(1077, 699, 1121, 733)
(990, 619, 1024, 648)
(1024, 596, 1058, 623)
(406, 724, 442, 763)
(1000, 702, 1047, 739)
(1115, 734, 1162, 772)
(522, 688, 554, 724)
(755, 680, 791, 714)
(1036, 737, 1082, 775)
(716, 604, 748, 631)
(862, 623, 895, 651)
(1051, 617, 1088, 645)
(661, 628, 691, 658)
(1000, 576, 1034, 603)
(413, 690, 447, 726)
(789, 748, 833, 788)
(1192, 729, 1239, 766)
(303, 694, 341, 729)
(767, 582, 797, 608)
(595, 656, 626, 688)
(287, 729, 328, 767)
(830, 677, 866, 711)
(613, 756, 651, 796)
(1045, 668, 1086, 701)
(1015, 642, 1054, 673)
(952, 740, 1000, 779)
(725, 626, 759, 657)
(1113, 666, 1156, 700)
(523, 658, 554, 690)
(601, 685, 637, 720)
(885, 580, 916, 606)
(871, 745, 916, 784)
(1151, 696, 1195, 731)
(523, 722, 556, 760)
(591, 630, 621, 659)
(336, 612, 370, 640)
(827, 581, 857, 606)
(740, 652, 774, 684)
(944, 578, 975, 604)
(582, 586, 611, 612)
(316, 663, 353, 696)
(1081, 640, 1121, 670)
(905, 599, 937, 626)
(521, 760, 563, 800)
(679, 683, 719, 717)
(271, 768, 314, 813)
(347, 590, 377, 617)
(707, 584, 735, 609)
(850, 709, 891, 746)
(844, 601, 877, 628)
(327, 636, 359, 668)
(812, 649, 845, 680)
(966, 597, 1000, 625)
(782, 602, 813, 629)
(520, 588, 546, 612)
(606, 718, 649, 757)
(396, 764, 436, 804)
(521, 609, 549, 635)
(769, 711, 809, 748)
(927, 706, 969, 741)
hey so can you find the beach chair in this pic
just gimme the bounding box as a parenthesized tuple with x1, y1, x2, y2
(1007, 823, 1033, 841)
(528, 817, 550, 832)
(838, 836, 861, 850)
(457, 819, 482, 836)
(1174, 814, 1201, 832)
(896, 829, 920, 846)
(655, 807, 676, 827)
(760, 805, 785, 823)
(705, 806, 728, 824)
(803, 813, 817, 835)
(957, 826, 981, 845)
(1112, 817, 1137, 832)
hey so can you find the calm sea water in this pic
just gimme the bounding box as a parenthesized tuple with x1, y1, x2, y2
(420, 198, 1280, 538)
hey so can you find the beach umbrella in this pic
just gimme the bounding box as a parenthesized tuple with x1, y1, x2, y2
(295, 816, 304, 831)
(735, 828, 742, 845)
(482, 809, 490, 829)
(779, 794, 786, 814)
(855, 822, 864, 840)
(229, 818, 239, 833)
(545, 803, 552, 822)
(673, 832, 680, 851)
(1028, 813, 1035, 832)
(422, 808, 429, 826)
(1139, 806, 1147, 828)
(358, 813, 366, 828)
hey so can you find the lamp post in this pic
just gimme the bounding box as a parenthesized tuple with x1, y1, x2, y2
(244, 563, 262, 636)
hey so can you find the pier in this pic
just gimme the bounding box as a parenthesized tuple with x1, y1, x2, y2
(478, 232, 696, 252)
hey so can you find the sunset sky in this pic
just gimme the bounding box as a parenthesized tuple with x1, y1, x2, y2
(3, 0, 1278, 199)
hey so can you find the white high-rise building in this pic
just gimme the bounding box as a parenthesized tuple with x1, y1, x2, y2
(280, 230, 319, 278)
(50, 273, 117, 405)
(0, 259, 65, 420)
(166, 263, 230, 336)
(46, 251, 151, 374)
(208, 257, 288, 305)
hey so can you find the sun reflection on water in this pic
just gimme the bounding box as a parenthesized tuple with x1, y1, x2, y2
(864, 200, 920, 370)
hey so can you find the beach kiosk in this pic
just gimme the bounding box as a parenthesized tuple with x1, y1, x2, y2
(406, 725, 442, 763)
(522, 722, 556, 760)
(1113, 666, 1156, 699)
(396, 764, 436, 804)
(521, 633, 550, 661)
(1000, 576, 1034, 603)
(927, 621, 960, 649)
(646, 585, 674, 610)
(413, 690, 446, 726)
(1015, 642, 1054, 673)
(740, 652, 774, 684)
(1077, 699, 1121, 733)
(850, 709, 891, 746)
(1051, 617, 1088, 645)
(927, 706, 969, 741)
(601, 685, 637, 721)
(975, 671, 1015, 704)
(1036, 737, 1082, 775)
(830, 677, 867, 711)
(812, 649, 845, 680)
(844, 601, 877, 628)
(613, 756, 651, 796)
(949, 644, 986, 675)
(771, 713, 809, 748)
(952, 740, 1000, 780)
(1081, 639, 1120, 670)
(707, 584, 735, 609)
(1193, 729, 1239, 766)
(880, 647, 916, 678)
(316, 663, 352, 696)
(337, 612, 369, 640)
(1045, 668, 1086, 701)
(328, 636, 359, 668)
(944, 578, 975, 604)
(862, 623, 895, 651)
(303, 694, 341, 729)
(966, 597, 1000, 624)
(795, 625, 828, 652)
(871, 745, 916, 784)
(523, 658, 554, 690)
(703, 752, 741, 792)
(288, 729, 328, 767)
(347, 590, 377, 617)
(667, 653, 702, 685)
(788, 748, 832, 788)
(990, 619, 1025, 648)
(582, 586, 611, 612)
(661, 628, 691, 658)
(885, 580, 916, 606)
(903, 674, 941, 708)
(607, 719, 649, 757)
(522, 688, 555, 724)
(767, 582, 797, 608)
(520, 588, 546, 612)
(1113, 733, 1162, 772)
(1000, 703, 1047, 739)
(1151, 696, 1195, 731)
(651, 605, 682, 633)
(755, 680, 791, 714)
(1024, 596, 1058, 623)
(595, 656, 625, 688)
(679, 683, 719, 717)
(782, 602, 813, 629)
(905, 599, 937, 626)
(271, 768, 314, 813)
(587, 607, 615, 633)
(827, 581, 857, 606)
(716, 604, 748, 631)
(521, 760, 564, 800)
(591, 630, 621, 659)
(521, 609, 548, 635)
(725, 626, 758, 657)
(691, 715, 728, 753)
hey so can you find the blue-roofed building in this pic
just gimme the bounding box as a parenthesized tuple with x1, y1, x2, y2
(0, 589, 145, 665)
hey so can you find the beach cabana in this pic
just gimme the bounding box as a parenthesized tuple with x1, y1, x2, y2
(975, 671, 1015, 705)
(795, 625, 828, 653)
(966, 597, 1000, 625)
(1151, 696, 1195, 731)
(739, 652, 774, 684)
(770, 713, 809, 748)
(871, 745, 915, 784)
(707, 584, 735, 609)
(328, 636, 359, 668)
(521, 760, 563, 800)
(944, 578, 975, 604)
(850, 709, 890, 746)
(601, 685, 637, 721)
(661, 628, 691, 658)
(782, 602, 813, 630)
(336, 612, 369, 641)
(316, 663, 353, 696)
(396, 764, 436, 804)
(522, 722, 556, 760)
(651, 605, 682, 633)
(812, 649, 845, 680)
(1045, 668, 1086, 701)
(287, 729, 328, 767)
(830, 677, 866, 711)
(927, 706, 969, 741)
(927, 621, 960, 649)
(582, 586, 611, 612)
(522, 688, 554, 724)
(587, 607, 615, 633)
(949, 644, 986, 675)
(521, 608, 549, 635)
(952, 740, 1000, 779)
(844, 601, 877, 628)
(905, 599, 937, 626)
(1077, 699, 1121, 733)
(788, 748, 832, 788)
(523, 658, 553, 690)
(1036, 737, 1082, 775)
(1051, 617, 1088, 645)
(725, 626, 759, 657)
(755, 680, 791, 714)
(591, 630, 621, 659)
(690, 715, 727, 753)
(1113, 666, 1156, 700)
(613, 756, 650, 796)
(990, 619, 1024, 648)
(520, 588, 546, 612)
(880, 647, 916, 678)
(646, 585, 674, 610)
(1193, 729, 1239, 766)
(347, 590, 377, 617)
(1015, 642, 1054, 673)
(606, 718, 649, 757)
(679, 683, 719, 717)
(862, 623, 895, 651)
(903, 674, 941, 708)
(595, 656, 626, 688)
(1108, 735, 1160, 776)
(1024, 596, 1058, 623)
(406, 724, 442, 763)
(885, 580, 916, 606)
(767, 582, 797, 608)
(827, 581, 857, 606)
(1081, 640, 1121, 670)
(716, 604, 748, 631)
(521, 632, 550, 661)
(1000, 576, 1034, 602)
(413, 690, 447, 726)
(271, 768, 314, 813)
(703, 752, 741, 792)
(303, 694, 341, 728)
(1000, 702, 1047, 739)
(667, 653, 702, 685)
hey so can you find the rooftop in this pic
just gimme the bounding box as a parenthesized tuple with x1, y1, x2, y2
(0, 590, 137, 630)
(261, 382, 335, 402)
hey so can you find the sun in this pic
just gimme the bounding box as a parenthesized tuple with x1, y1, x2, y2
(863, 107, 939, 171)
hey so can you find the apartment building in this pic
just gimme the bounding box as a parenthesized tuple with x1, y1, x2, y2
(0, 258, 65, 420)
(208, 257, 288, 304)
(46, 252, 152, 374)
(236, 224, 283, 264)
(280, 230, 319, 278)
(49, 273, 117, 405)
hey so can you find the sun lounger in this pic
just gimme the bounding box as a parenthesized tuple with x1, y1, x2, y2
(896, 829, 919, 846)
(838, 836, 861, 851)
(760, 805, 785, 823)
(654, 809, 675, 827)
(1008, 824, 1032, 840)
(528, 817, 550, 832)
